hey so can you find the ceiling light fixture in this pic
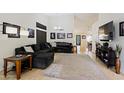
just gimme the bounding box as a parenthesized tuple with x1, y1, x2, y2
(54, 26, 64, 31)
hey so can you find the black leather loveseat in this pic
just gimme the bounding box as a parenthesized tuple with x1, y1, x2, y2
(15, 42, 54, 69)
(53, 42, 73, 53)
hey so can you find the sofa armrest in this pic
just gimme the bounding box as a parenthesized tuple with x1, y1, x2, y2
(15, 47, 26, 55)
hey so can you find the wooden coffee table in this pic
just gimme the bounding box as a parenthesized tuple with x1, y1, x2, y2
(4, 55, 32, 80)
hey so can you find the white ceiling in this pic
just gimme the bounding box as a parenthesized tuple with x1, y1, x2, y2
(75, 13, 99, 26)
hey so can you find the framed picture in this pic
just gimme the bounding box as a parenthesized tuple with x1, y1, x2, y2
(28, 28, 35, 38)
(50, 33, 56, 39)
(67, 33, 73, 38)
(57, 33, 65, 39)
(82, 35, 86, 39)
(3, 22, 20, 38)
(119, 22, 124, 36)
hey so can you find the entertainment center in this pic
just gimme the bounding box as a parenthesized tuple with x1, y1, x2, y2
(96, 21, 116, 68)
(96, 43, 116, 68)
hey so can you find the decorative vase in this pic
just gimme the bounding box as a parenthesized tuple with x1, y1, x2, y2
(115, 57, 121, 74)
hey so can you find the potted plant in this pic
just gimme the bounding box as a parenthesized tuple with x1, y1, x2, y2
(115, 44, 122, 74)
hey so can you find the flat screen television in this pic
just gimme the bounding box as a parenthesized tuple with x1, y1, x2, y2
(98, 21, 114, 41)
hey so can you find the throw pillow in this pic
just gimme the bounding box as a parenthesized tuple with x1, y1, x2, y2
(45, 43, 51, 48)
(24, 46, 34, 53)
(50, 42, 56, 47)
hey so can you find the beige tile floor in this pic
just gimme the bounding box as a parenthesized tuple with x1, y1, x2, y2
(0, 52, 124, 80)
(87, 52, 124, 80)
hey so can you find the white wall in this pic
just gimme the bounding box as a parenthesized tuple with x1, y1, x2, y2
(74, 17, 89, 34)
(91, 13, 124, 73)
(47, 14, 74, 44)
(0, 13, 48, 71)
(91, 21, 99, 53)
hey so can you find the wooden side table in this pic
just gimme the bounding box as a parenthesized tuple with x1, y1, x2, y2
(73, 46, 77, 53)
(4, 55, 32, 80)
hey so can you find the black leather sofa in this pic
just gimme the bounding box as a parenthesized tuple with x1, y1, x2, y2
(53, 42, 73, 53)
(15, 42, 54, 69)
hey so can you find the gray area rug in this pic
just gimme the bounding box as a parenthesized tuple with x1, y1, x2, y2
(43, 54, 109, 80)
(43, 64, 63, 78)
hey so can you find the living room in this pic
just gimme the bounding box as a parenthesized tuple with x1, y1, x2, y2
(1, 13, 124, 80)
(1, 0, 124, 93)
(0, 13, 96, 79)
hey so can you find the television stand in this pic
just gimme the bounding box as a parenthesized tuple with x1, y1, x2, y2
(96, 47, 116, 68)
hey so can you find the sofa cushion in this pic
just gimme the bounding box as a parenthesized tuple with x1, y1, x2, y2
(36, 52, 54, 58)
(35, 49, 50, 54)
(34, 44, 41, 52)
(40, 43, 47, 49)
(50, 42, 56, 47)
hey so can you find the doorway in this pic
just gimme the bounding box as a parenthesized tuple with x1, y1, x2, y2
(76, 35, 81, 45)
(36, 22, 47, 44)
(36, 29, 46, 44)
(86, 35, 92, 52)
(76, 35, 81, 54)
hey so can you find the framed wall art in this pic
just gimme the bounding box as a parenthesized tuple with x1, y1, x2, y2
(3, 22, 20, 38)
(67, 33, 73, 38)
(50, 32, 56, 39)
(82, 35, 86, 39)
(119, 22, 124, 36)
(57, 33, 65, 39)
(28, 28, 35, 38)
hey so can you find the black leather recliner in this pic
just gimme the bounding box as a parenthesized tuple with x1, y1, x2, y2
(15, 42, 54, 69)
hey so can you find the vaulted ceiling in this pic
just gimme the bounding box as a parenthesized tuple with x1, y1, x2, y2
(45, 13, 98, 27)
(75, 13, 98, 27)
(44, 13, 98, 34)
